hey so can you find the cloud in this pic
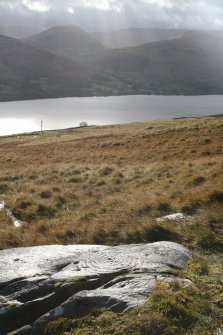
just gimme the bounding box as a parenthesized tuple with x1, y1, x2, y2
(22, 0, 50, 12)
(0, 0, 223, 32)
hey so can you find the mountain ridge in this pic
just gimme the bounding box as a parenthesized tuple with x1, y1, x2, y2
(1, 27, 223, 101)
(23, 25, 105, 63)
(0, 34, 113, 101)
(82, 31, 223, 95)
(92, 27, 187, 48)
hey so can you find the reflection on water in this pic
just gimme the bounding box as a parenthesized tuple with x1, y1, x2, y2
(0, 119, 38, 136)
(0, 95, 223, 136)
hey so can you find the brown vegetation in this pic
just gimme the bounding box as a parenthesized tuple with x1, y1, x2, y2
(0, 117, 222, 251)
(1, 117, 222, 335)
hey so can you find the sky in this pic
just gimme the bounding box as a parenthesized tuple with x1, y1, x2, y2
(0, 0, 223, 32)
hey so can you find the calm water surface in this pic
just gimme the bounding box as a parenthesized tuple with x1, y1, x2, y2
(0, 95, 223, 136)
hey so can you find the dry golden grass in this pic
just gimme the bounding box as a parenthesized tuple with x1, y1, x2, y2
(0, 117, 222, 251)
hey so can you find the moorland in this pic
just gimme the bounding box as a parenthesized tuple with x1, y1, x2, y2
(0, 117, 222, 334)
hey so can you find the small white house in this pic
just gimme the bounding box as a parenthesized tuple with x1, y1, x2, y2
(79, 122, 88, 127)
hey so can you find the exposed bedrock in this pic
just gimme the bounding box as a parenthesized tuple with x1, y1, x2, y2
(0, 242, 191, 335)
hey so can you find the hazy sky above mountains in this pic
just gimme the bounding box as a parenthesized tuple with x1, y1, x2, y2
(0, 0, 223, 31)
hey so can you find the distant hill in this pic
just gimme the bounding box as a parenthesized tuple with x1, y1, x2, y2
(209, 30, 223, 39)
(92, 28, 186, 49)
(1, 28, 223, 101)
(0, 25, 44, 39)
(84, 31, 223, 95)
(23, 25, 105, 63)
(0, 35, 113, 101)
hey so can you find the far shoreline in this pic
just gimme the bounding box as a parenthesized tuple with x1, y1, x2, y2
(1, 114, 223, 138)
(1, 93, 223, 104)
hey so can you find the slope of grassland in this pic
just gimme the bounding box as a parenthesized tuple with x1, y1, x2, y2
(0, 117, 222, 334)
(0, 117, 222, 250)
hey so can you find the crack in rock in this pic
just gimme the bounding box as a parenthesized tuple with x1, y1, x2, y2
(0, 242, 191, 335)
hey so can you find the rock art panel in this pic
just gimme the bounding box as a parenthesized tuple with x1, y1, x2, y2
(0, 242, 191, 334)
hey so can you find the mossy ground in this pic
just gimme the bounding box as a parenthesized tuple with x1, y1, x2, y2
(0, 117, 222, 334)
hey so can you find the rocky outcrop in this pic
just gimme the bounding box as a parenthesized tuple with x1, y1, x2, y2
(0, 242, 191, 335)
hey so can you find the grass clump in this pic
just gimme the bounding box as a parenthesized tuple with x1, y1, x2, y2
(37, 204, 56, 219)
(40, 191, 53, 199)
(157, 202, 172, 215)
(12, 205, 36, 222)
(209, 191, 223, 203)
(99, 166, 114, 176)
(142, 224, 180, 243)
(144, 281, 215, 335)
(197, 232, 223, 252)
(136, 204, 152, 216)
(68, 177, 82, 183)
(0, 183, 8, 194)
(55, 196, 66, 208)
(44, 318, 74, 335)
(17, 200, 32, 209)
(125, 223, 180, 244)
(189, 176, 206, 187)
(0, 211, 12, 226)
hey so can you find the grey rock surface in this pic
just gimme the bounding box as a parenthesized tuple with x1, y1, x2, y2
(0, 242, 191, 335)
(7, 325, 32, 335)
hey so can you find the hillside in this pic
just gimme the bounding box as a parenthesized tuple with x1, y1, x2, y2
(0, 117, 222, 334)
(0, 117, 222, 249)
(23, 28, 223, 96)
(0, 24, 44, 38)
(1, 28, 223, 100)
(23, 25, 105, 63)
(92, 28, 186, 48)
(0, 34, 114, 101)
(209, 30, 223, 39)
(86, 31, 223, 95)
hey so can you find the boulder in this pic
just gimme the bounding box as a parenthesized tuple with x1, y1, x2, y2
(0, 242, 191, 334)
